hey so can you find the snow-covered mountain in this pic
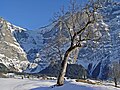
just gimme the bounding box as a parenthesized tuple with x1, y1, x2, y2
(0, 18, 29, 72)
(31, 1, 120, 79)
(0, 1, 120, 79)
(77, 1, 120, 79)
(0, 17, 61, 73)
(13, 22, 60, 72)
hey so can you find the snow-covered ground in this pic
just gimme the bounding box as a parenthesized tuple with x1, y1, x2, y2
(0, 78, 120, 90)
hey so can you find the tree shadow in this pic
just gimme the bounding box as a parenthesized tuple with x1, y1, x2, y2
(30, 86, 51, 90)
(30, 82, 96, 90)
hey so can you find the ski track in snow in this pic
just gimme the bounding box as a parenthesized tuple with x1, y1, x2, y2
(0, 78, 120, 90)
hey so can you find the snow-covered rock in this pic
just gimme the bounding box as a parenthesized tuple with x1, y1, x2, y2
(0, 17, 29, 72)
(77, 1, 120, 79)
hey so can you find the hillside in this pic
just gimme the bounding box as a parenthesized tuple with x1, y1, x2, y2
(0, 78, 119, 90)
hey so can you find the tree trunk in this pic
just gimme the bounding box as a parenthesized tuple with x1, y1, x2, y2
(114, 77, 117, 87)
(57, 46, 76, 86)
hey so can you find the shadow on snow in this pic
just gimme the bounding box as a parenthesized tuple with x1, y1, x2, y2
(30, 83, 97, 90)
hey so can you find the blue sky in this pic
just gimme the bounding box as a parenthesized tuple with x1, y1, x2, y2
(0, 0, 86, 30)
(0, 0, 119, 30)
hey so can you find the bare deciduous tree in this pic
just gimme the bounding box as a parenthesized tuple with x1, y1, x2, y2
(109, 61, 120, 87)
(51, 0, 109, 86)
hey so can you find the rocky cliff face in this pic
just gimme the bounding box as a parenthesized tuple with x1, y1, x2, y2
(77, 1, 120, 79)
(0, 18, 29, 72)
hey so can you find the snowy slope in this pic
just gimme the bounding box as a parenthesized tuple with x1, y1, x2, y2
(13, 22, 61, 73)
(0, 17, 58, 73)
(0, 78, 119, 90)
